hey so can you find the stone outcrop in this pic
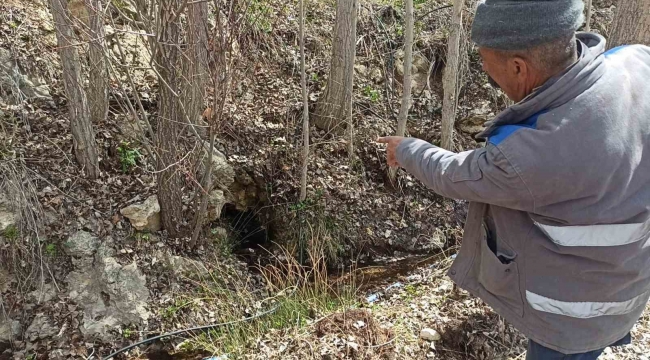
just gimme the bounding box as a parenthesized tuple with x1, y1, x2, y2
(63, 231, 150, 341)
(120, 195, 161, 232)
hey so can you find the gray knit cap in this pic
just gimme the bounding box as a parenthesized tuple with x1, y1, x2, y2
(471, 0, 585, 50)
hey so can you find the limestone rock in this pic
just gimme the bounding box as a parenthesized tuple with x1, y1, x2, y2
(29, 283, 58, 303)
(0, 48, 52, 103)
(19, 78, 51, 99)
(166, 255, 207, 279)
(26, 313, 58, 341)
(354, 64, 368, 75)
(0, 193, 17, 233)
(395, 52, 430, 92)
(229, 170, 260, 211)
(200, 142, 235, 192)
(420, 328, 441, 341)
(35, 7, 55, 32)
(0, 210, 16, 233)
(96, 236, 117, 258)
(120, 195, 161, 232)
(66, 257, 150, 341)
(0, 319, 21, 343)
(460, 101, 494, 135)
(64, 231, 99, 258)
(207, 190, 227, 222)
(371, 68, 383, 84)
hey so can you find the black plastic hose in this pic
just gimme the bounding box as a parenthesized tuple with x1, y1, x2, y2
(101, 304, 279, 360)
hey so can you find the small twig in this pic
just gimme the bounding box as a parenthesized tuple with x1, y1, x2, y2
(415, 4, 453, 22)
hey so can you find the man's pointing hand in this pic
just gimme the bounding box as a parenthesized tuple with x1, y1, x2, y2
(377, 136, 406, 168)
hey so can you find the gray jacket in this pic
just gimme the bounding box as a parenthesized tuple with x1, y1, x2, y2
(396, 33, 650, 354)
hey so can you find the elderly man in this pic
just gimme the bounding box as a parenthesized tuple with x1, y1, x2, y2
(378, 0, 650, 359)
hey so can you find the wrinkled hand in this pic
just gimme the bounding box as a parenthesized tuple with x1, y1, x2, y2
(377, 136, 406, 167)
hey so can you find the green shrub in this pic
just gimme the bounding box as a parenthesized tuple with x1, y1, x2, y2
(117, 141, 141, 173)
(2, 224, 18, 240)
(363, 85, 380, 102)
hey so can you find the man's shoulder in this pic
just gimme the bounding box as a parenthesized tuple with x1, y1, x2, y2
(601, 44, 650, 66)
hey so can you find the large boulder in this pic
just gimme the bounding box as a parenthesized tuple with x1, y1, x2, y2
(62, 231, 148, 341)
(67, 257, 150, 341)
(64, 231, 99, 258)
(120, 195, 161, 232)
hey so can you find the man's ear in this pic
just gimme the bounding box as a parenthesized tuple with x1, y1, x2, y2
(511, 56, 528, 78)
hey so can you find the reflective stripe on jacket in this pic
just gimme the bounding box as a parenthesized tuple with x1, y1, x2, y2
(395, 33, 650, 354)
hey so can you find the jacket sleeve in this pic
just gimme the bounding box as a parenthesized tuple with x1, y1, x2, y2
(396, 138, 535, 211)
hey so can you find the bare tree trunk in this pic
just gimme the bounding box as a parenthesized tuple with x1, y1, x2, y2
(85, 0, 109, 124)
(585, 0, 593, 32)
(299, 0, 309, 202)
(314, 0, 357, 133)
(191, 126, 214, 246)
(440, 0, 463, 151)
(187, 0, 209, 129)
(154, 0, 185, 237)
(389, 0, 413, 180)
(346, 0, 357, 159)
(51, 0, 100, 179)
(188, 0, 212, 246)
(609, 0, 650, 48)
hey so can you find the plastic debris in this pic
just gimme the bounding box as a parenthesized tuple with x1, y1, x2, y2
(366, 293, 379, 303)
(385, 281, 404, 291)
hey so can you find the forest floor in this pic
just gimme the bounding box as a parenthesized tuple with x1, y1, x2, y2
(1, 0, 649, 359)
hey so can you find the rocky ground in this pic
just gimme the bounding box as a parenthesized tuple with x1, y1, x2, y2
(1, 0, 648, 359)
(243, 256, 650, 360)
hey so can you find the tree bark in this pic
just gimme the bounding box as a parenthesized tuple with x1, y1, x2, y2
(346, 0, 357, 158)
(585, 0, 593, 32)
(389, 0, 413, 181)
(51, 0, 100, 179)
(440, 0, 463, 151)
(187, 0, 213, 245)
(85, 0, 109, 125)
(191, 126, 214, 246)
(609, 0, 650, 48)
(314, 0, 357, 133)
(187, 0, 209, 129)
(154, 0, 185, 237)
(299, 0, 309, 202)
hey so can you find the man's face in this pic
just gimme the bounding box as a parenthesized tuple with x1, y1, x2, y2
(478, 47, 529, 102)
